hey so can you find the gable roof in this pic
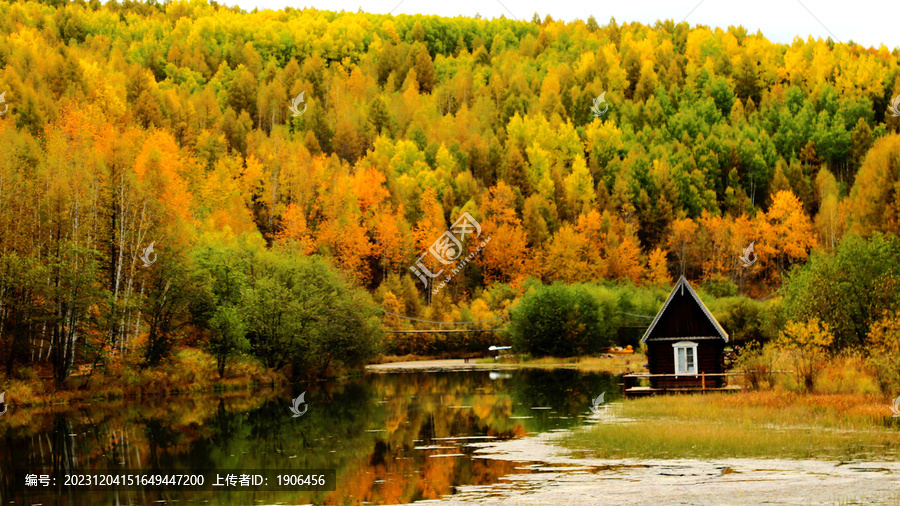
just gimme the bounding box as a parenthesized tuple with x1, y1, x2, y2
(640, 276, 729, 344)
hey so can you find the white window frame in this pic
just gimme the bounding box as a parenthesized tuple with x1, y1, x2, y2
(672, 341, 698, 375)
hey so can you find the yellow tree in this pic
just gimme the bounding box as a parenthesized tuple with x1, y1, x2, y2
(132, 130, 195, 229)
(607, 232, 645, 284)
(563, 155, 595, 216)
(757, 190, 817, 280)
(274, 203, 316, 254)
(351, 166, 410, 275)
(372, 209, 411, 276)
(538, 68, 564, 120)
(479, 183, 531, 285)
(667, 217, 698, 277)
(776, 318, 834, 391)
(847, 134, 900, 236)
(729, 213, 755, 266)
(541, 225, 590, 283)
(647, 247, 671, 286)
(315, 171, 376, 281)
(199, 156, 258, 236)
(727, 213, 759, 293)
(605, 215, 645, 284)
(411, 186, 446, 277)
(575, 210, 609, 279)
(698, 212, 730, 279)
(814, 168, 845, 250)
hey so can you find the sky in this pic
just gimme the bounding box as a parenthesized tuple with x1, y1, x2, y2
(228, 0, 900, 50)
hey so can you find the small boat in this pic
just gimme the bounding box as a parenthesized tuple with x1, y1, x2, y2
(604, 345, 634, 355)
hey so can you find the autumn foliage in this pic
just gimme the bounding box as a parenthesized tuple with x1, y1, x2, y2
(1, 2, 900, 382)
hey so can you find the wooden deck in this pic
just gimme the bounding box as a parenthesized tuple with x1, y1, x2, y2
(622, 372, 743, 398)
(624, 385, 742, 397)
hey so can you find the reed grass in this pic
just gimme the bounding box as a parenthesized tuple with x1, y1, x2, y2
(563, 391, 900, 460)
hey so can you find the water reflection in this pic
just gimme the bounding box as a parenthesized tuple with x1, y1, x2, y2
(0, 368, 621, 504)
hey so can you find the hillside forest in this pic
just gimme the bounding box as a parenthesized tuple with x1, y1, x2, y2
(1, 1, 900, 391)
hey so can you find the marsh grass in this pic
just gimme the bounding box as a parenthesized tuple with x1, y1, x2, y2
(563, 392, 900, 460)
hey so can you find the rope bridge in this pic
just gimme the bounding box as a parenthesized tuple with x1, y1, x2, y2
(380, 311, 653, 333)
(382, 310, 508, 333)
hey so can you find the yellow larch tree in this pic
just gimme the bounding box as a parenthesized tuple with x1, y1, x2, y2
(478, 182, 532, 285)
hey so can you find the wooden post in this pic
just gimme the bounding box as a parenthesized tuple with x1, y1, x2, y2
(701, 372, 706, 390)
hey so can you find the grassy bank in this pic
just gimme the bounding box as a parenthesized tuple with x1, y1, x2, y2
(1, 348, 283, 409)
(563, 391, 900, 460)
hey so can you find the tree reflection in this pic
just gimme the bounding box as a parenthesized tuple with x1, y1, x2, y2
(1, 369, 617, 504)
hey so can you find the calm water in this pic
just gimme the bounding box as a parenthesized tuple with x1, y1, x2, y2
(0, 368, 620, 505)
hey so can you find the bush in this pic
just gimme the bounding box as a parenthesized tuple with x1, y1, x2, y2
(482, 282, 519, 311)
(775, 318, 834, 391)
(866, 311, 900, 393)
(224, 354, 271, 383)
(710, 296, 778, 346)
(609, 282, 669, 317)
(782, 233, 900, 349)
(207, 305, 249, 378)
(163, 349, 217, 391)
(732, 341, 778, 390)
(701, 274, 738, 298)
(508, 283, 613, 357)
(241, 253, 383, 380)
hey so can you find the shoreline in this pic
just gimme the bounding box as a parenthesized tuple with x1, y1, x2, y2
(8, 356, 629, 410)
(367, 359, 517, 372)
(367, 356, 645, 374)
(3, 377, 276, 411)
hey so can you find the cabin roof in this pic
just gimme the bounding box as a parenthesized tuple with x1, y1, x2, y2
(640, 276, 729, 344)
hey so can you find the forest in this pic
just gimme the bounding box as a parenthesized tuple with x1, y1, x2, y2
(1, 0, 899, 392)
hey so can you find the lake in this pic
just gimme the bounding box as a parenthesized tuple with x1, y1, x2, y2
(0, 367, 622, 504)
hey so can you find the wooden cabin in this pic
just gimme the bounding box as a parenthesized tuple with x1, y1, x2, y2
(637, 276, 729, 391)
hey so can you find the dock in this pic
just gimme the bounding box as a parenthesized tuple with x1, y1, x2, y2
(622, 372, 744, 398)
